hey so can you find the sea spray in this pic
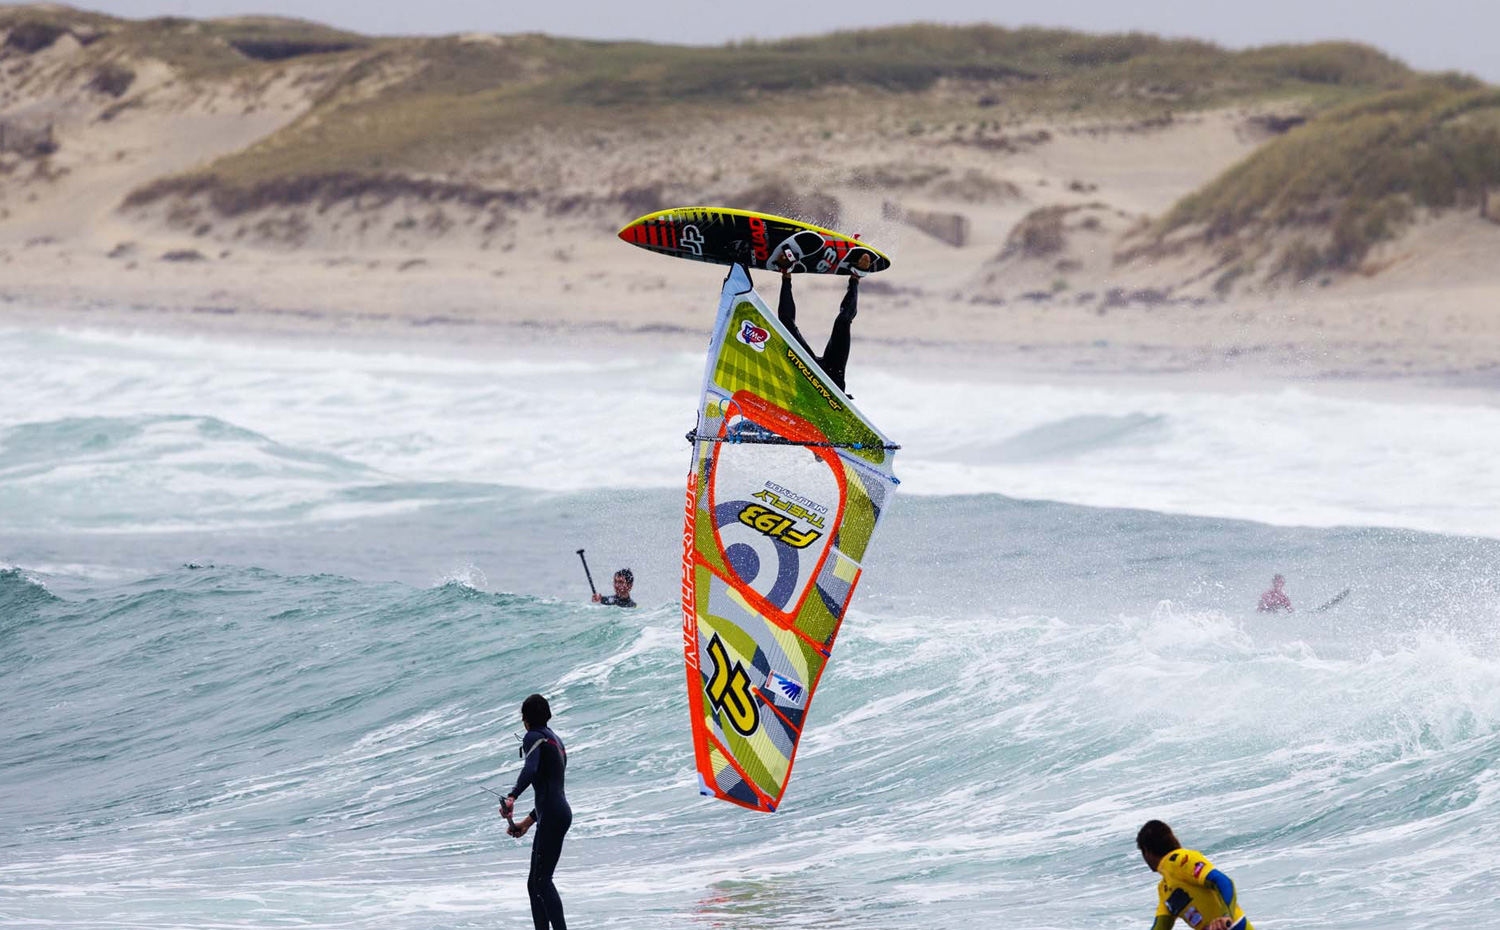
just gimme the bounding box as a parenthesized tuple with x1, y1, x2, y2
(5, 327, 1500, 927)
(3, 561, 1499, 928)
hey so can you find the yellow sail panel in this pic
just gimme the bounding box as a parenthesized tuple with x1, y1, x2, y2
(683, 265, 899, 812)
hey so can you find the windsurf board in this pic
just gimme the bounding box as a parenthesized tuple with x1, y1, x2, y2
(619, 206, 891, 276)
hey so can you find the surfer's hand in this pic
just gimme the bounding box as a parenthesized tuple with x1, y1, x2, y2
(775, 249, 794, 274)
(509, 816, 533, 838)
(591, 593, 602, 603)
(1205, 919, 1232, 930)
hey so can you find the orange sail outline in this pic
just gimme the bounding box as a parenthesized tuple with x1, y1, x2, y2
(681, 264, 899, 812)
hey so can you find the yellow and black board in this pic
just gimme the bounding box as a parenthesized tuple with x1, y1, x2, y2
(619, 206, 891, 276)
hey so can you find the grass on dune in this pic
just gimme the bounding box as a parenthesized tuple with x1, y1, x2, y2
(0, 10, 1430, 120)
(12, 2, 1494, 259)
(1161, 77, 1500, 276)
(131, 24, 1428, 186)
(2, 6, 374, 72)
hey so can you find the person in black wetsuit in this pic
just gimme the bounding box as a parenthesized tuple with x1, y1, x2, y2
(774, 247, 871, 394)
(591, 568, 636, 608)
(502, 693, 571, 930)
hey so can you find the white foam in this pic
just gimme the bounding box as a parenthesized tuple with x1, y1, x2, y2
(5, 328, 1499, 536)
(431, 564, 489, 590)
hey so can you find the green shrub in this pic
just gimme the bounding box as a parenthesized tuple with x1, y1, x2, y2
(1275, 238, 1324, 281)
(87, 62, 136, 97)
(1163, 80, 1500, 271)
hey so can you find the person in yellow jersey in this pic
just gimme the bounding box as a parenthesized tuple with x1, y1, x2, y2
(1136, 820, 1254, 930)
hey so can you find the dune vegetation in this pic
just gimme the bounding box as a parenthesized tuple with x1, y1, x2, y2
(0, 6, 370, 73)
(3, 3, 1495, 286)
(2, 6, 1425, 181)
(1159, 77, 1500, 279)
(196, 28, 1419, 183)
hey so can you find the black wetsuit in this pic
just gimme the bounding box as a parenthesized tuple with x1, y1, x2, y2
(778, 274, 858, 392)
(510, 726, 571, 930)
(598, 595, 636, 608)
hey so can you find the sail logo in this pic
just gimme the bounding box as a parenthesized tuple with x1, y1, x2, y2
(736, 320, 769, 352)
(767, 671, 805, 706)
(681, 472, 699, 672)
(785, 349, 843, 410)
(738, 503, 822, 549)
(752, 487, 826, 529)
(705, 634, 760, 736)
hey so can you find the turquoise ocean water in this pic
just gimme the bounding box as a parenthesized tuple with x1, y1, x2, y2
(4, 327, 1500, 928)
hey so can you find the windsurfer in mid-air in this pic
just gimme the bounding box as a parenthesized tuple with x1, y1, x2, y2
(727, 238, 871, 394)
(1137, 820, 1255, 930)
(591, 568, 636, 608)
(500, 693, 572, 930)
(774, 247, 870, 394)
(1256, 574, 1293, 613)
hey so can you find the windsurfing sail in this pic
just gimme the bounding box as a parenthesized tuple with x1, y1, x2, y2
(682, 264, 899, 812)
(1313, 587, 1351, 612)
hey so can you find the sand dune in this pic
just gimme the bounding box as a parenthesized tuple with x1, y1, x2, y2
(1, 9, 1497, 383)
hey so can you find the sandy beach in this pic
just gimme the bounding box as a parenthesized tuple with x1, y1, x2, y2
(3, 16, 1498, 386)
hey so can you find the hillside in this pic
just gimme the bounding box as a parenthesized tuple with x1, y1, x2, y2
(2, 5, 1499, 378)
(1146, 78, 1500, 287)
(1, 6, 1421, 189)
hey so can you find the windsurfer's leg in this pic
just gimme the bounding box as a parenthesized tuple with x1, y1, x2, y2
(778, 275, 817, 359)
(819, 276, 858, 391)
(526, 820, 569, 929)
(526, 838, 549, 930)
